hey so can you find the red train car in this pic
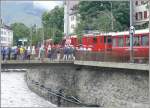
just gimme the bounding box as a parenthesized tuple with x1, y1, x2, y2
(111, 29, 149, 61)
(70, 29, 149, 62)
(82, 33, 112, 51)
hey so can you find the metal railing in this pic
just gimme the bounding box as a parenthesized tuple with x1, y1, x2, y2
(1, 49, 149, 64)
(26, 75, 102, 107)
(75, 50, 149, 64)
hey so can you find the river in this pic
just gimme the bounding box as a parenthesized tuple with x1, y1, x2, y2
(1, 71, 57, 107)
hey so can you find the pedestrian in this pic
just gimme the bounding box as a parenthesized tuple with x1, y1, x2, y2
(27, 46, 31, 60)
(2, 47, 6, 61)
(39, 45, 45, 61)
(7, 47, 11, 60)
(31, 46, 36, 60)
(63, 45, 68, 60)
(20, 46, 24, 60)
(14, 46, 18, 60)
(56, 48, 61, 60)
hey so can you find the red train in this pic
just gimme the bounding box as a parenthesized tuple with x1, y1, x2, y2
(70, 29, 149, 61)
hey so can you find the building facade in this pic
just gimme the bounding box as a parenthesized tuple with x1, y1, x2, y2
(64, 1, 79, 35)
(0, 25, 13, 47)
(133, 0, 149, 26)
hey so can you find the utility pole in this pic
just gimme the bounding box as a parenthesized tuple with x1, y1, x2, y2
(30, 25, 32, 52)
(129, 0, 134, 63)
(110, 1, 113, 31)
(0, 19, 2, 73)
(42, 25, 45, 46)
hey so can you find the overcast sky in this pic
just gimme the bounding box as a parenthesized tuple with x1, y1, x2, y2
(33, 1, 63, 10)
(1, 1, 63, 27)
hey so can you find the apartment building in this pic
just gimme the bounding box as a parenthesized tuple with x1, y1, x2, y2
(133, 0, 149, 26)
(64, 1, 79, 35)
(0, 24, 13, 47)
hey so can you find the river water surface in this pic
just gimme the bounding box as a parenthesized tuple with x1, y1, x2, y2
(1, 71, 56, 107)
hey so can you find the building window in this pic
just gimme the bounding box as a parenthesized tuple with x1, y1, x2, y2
(135, 1, 138, 5)
(135, 13, 138, 20)
(144, 11, 147, 19)
(71, 24, 75, 29)
(71, 16, 74, 21)
(139, 12, 142, 20)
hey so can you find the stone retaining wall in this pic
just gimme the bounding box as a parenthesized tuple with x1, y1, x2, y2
(25, 64, 149, 108)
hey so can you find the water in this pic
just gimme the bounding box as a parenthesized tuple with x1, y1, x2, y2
(1, 71, 57, 107)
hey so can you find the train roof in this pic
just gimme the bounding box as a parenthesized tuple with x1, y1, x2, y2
(111, 28, 149, 36)
(83, 28, 149, 37)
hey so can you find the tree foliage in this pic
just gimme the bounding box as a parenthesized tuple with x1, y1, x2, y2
(10, 23, 30, 45)
(76, 1, 130, 34)
(10, 23, 44, 46)
(42, 6, 64, 44)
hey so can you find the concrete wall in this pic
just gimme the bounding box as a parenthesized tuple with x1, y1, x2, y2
(25, 64, 149, 108)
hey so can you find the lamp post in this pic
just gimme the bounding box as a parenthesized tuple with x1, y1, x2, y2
(129, 0, 134, 63)
(110, 1, 114, 31)
(0, 19, 2, 73)
(30, 24, 36, 51)
(42, 21, 46, 46)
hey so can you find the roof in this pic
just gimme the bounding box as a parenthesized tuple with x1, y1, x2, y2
(1, 24, 12, 30)
(83, 28, 149, 37)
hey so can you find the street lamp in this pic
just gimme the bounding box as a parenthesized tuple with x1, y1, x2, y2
(129, 0, 134, 63)
(42, 21, 46, 45)
(30, 24, 36, 51)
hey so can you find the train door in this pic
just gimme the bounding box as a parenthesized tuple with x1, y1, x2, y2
(104, 36, 112, 51)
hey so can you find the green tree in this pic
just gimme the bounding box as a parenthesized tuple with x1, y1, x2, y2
(42, 6, 64, 44)
(76, 1, 130, 35)
(10, 23, 30, 45)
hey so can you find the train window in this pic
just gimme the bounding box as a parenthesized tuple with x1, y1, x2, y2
(93, 37, 97, 44)
(118, 37, 124, 47)
(141, 35, 149, 46)
(107, 36, 112, 43)
(104, 37, 106, 43)
(112, 38, 116, 46)
(104, 36, 112, 43)
(126, 37, 130, 46)
(133, 36, 140, 46)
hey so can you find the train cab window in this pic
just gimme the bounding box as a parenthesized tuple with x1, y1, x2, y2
(93, 37, 97, 44)
(112, 38, 116, 46)
(133, 36, 140, 46)
(141, 35, 149, 46)
(118, 37, 124, 47)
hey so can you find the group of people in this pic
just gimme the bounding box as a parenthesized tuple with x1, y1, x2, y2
(1, 46, 36, 61)
(1, 44, 76, 61)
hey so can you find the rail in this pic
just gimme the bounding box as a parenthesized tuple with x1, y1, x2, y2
(26, 75, 102, 107)
(1, 49, 149, 64)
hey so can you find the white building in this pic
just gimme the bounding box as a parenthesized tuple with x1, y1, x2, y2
(133, 0, 149, 25)
(64, 1, 79, 35)
(0, 25, 13, 47)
